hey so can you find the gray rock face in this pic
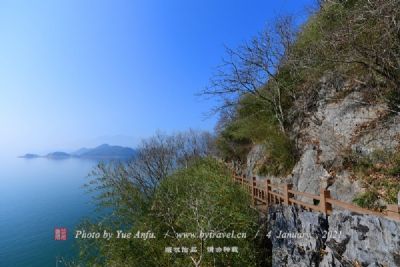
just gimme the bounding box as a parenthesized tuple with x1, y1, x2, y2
(292, 73, 398, 170)
(289, 146, 330, 203)
(352, 114, 400, 156)
(268, 206, 400, 267)
(298, 90, 387, 167)
(268, 205, 328, 267)
(327, 171, 363, 203)
(321, 211, 400, 267)
(246, 144, 267, 178)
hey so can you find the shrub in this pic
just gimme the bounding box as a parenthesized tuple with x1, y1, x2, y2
(216, 94, 297, 176)
(216, 123, 253, 162)
(353, 190, 381, 210)
(77, 158, 263, 266)
(149, 158, 261, 266)
(258, 131, 297, 176)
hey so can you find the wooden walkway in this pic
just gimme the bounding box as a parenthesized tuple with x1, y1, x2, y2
(232, 172, 400, 222)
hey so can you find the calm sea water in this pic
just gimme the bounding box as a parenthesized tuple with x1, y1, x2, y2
(0, 155, 98, 267)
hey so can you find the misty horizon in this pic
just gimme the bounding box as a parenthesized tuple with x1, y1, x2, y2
(1, 135, 139, 157)
(0, 0, 312, 158)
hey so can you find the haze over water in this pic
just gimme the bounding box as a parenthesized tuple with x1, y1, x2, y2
(0, 154, 97, 266)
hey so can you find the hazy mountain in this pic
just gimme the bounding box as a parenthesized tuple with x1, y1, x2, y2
(78, 144, 136, 159)
(20, 144, 136, 160)
(19, 153, 40, 158)
(46, 152, 71, 159)
(72, 147, 90, 156)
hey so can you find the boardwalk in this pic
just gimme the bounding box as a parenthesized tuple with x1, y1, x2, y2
(232, 172, 400, 222)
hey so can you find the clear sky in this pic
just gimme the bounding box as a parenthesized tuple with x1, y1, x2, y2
(0, 0, 315, 155)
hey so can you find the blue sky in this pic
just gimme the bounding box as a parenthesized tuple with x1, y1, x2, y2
(0, 0, 315, 155)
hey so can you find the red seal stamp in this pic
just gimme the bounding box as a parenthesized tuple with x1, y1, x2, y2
(54, 227, 67, 241)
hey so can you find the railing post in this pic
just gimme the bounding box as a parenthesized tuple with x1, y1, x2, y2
(265, 179, 271, 207)
(398, 191, 400, 206)
(320, 188, 332, 215)
(283, 184, 293, 206)
(252, 176, 257, 205)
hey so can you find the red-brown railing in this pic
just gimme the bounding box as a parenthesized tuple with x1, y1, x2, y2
(232, 173, 400, 222)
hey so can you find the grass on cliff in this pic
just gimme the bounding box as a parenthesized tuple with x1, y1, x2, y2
(216, 94, 297, 176)
(344, 150, 400, 210)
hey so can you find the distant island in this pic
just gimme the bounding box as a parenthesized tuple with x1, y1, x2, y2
(19, 144, 136, 160)
(20, 153, 41, 159)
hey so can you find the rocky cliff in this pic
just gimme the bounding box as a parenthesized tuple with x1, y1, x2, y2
(244, 73, 400, 266)
(267, 205, 400, 267)
(246, 73, 400, 204)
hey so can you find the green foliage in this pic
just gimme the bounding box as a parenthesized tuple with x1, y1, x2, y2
(148, 158, 260, 266)
(387, 164, 400, 176)
(217, 94, 297, 176)
(216, 95, 274, 162)
(216, 122, 253, 162)
(352, 191, 381, 210)
(287, 0, 400, 106)
(279, 2, 345, 95)
(385, 151, 400, 178)
(233, 95, 278, 143)
(347, 153, 374, 175)
(347, 149, 400, 207)
(77, 158, 262, 266)
(258, 132, 297, 176)
(346, 149, 400, 176)
(378, 179, 400, 205)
